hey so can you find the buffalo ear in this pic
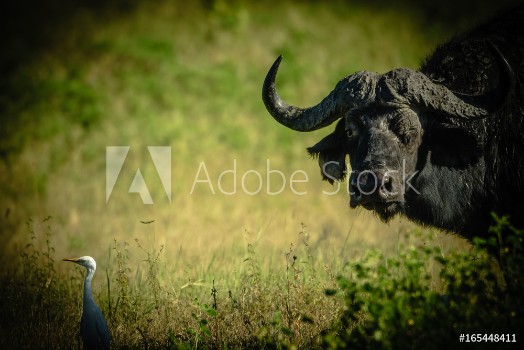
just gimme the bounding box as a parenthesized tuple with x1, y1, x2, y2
(429, 122, 483, 167)
(307, 120, 347, 184)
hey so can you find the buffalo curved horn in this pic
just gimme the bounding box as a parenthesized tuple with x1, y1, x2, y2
(386, 42, 515, 120)
(262, 55, 379, 131)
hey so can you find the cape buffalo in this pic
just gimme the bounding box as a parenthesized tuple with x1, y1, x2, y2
(262, 6, 524, 242)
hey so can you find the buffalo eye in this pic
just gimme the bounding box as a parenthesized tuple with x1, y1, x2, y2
(399, 129, 417, 145)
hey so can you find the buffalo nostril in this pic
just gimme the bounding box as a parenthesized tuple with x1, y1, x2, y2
(350, 181, 362, 199)
(356, 171, 378, 194)
(381, 174, 393, 193)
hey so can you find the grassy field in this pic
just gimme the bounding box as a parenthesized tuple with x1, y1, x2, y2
(1, 0, 522, 348)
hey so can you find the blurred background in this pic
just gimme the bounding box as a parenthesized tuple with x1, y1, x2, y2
(1, 0, 521, 280)
(0, 0, 521, 346)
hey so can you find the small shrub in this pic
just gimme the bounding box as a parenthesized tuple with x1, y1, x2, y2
(324, 218, 524, 349)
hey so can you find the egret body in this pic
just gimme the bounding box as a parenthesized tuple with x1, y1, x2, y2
(64, 256, 110, 350)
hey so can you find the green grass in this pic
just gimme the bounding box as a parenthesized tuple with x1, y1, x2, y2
(1, 217, 344, 349)
(1, 0, 523, 348)
(1, 215, 522, 349)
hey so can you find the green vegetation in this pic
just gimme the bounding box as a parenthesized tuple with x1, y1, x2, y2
(1, 218, 342, 348)
(1, 0, 523, 348)
(1, 216, 522, 348)
(324, 215, 524, 349)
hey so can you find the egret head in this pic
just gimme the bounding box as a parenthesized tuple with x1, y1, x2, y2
(63, 256, 97, 271)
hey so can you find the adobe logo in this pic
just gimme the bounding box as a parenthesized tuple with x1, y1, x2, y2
(106, 146, 171, 204)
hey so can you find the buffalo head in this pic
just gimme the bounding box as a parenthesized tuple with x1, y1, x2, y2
(262, 44, 513, 222)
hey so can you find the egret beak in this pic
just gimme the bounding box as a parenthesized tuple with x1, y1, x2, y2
(63, 258, 80, 262)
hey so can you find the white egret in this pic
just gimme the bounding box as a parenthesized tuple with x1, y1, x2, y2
(64, 256, 110, 350)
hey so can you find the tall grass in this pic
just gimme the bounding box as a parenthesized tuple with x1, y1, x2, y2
(1, 215, 522, 349)
(0, 217, 345, 348)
